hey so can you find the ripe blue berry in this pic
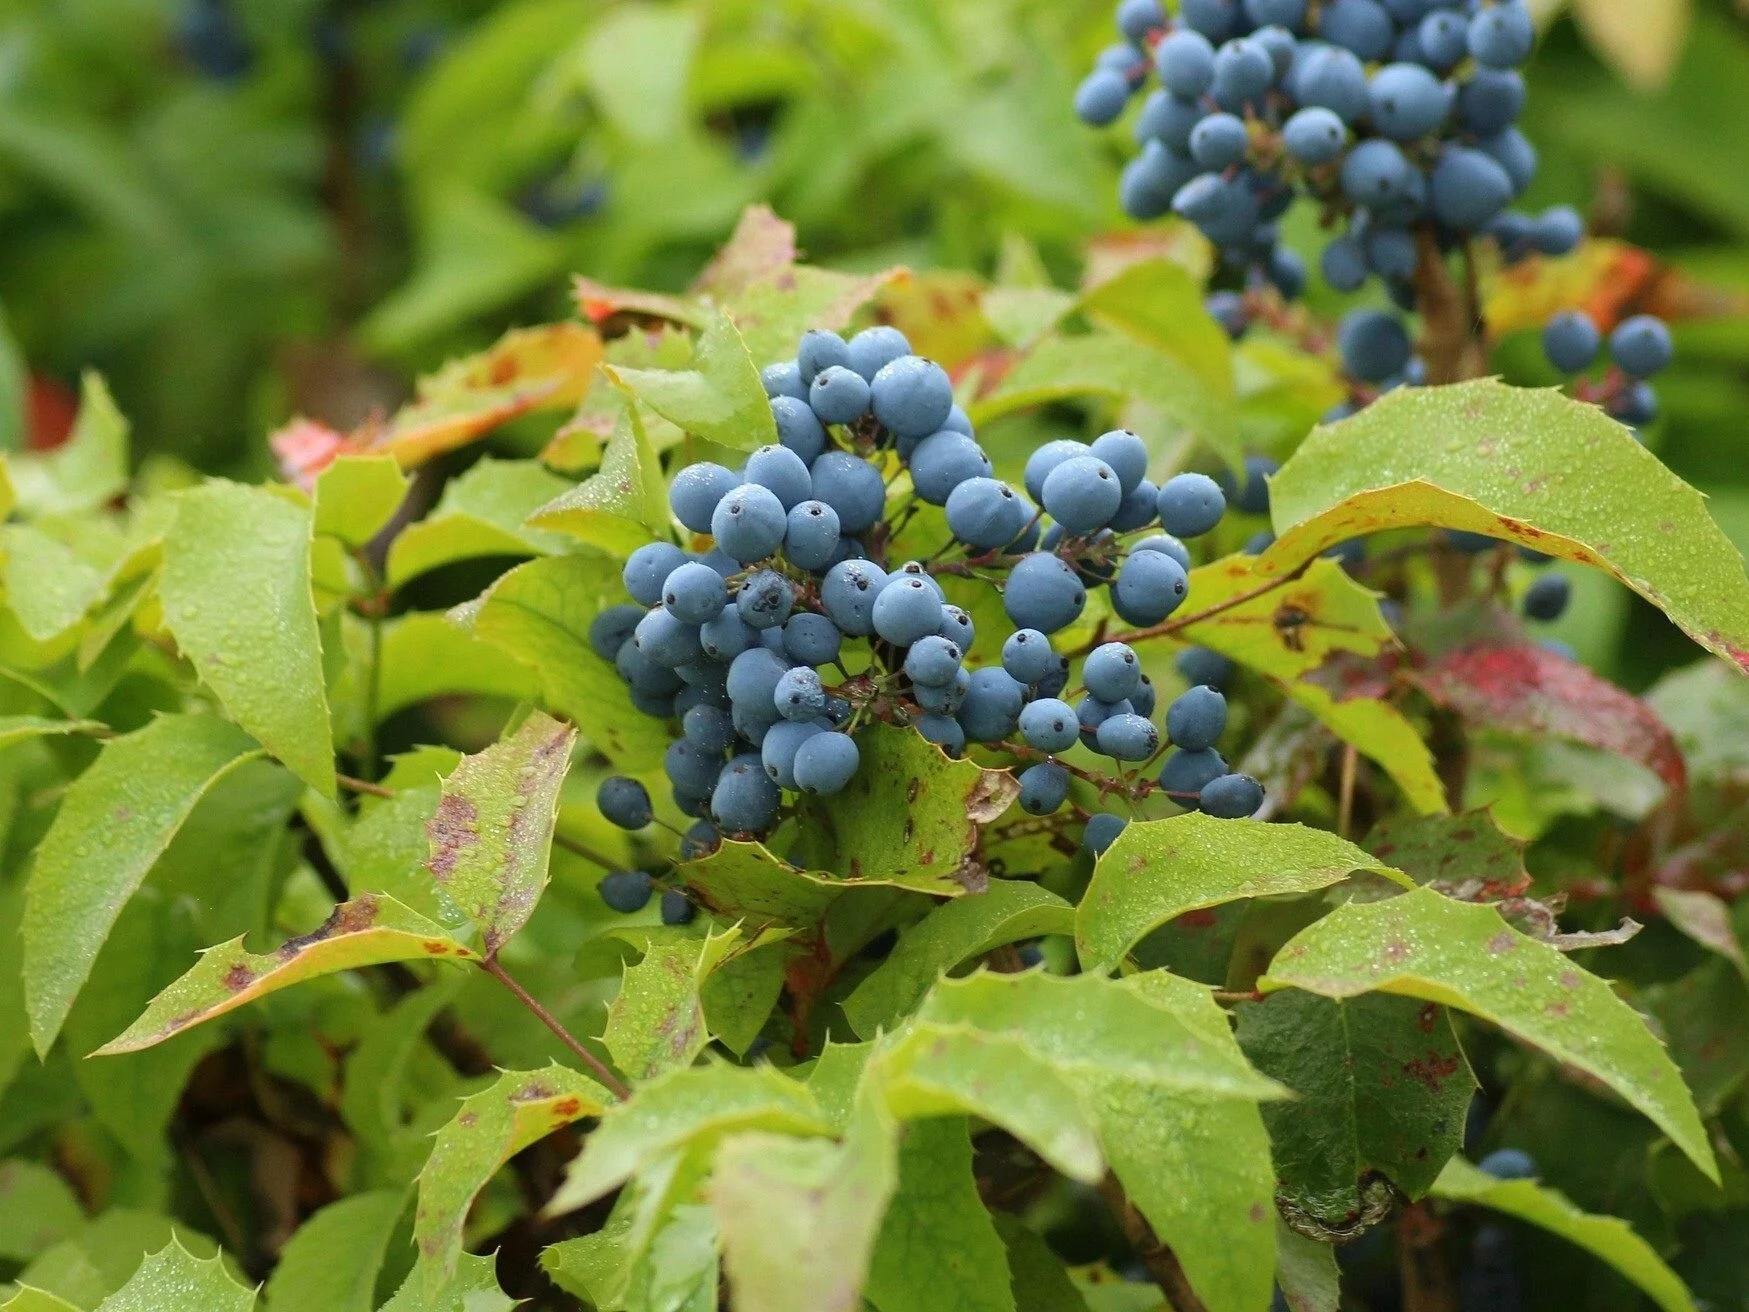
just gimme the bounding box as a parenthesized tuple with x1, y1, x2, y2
(636, 608, 703, 668)
(1430, 146, 1514, 230)
(871, 356, 955, 439)
(905, 635, 964, 688)
(598, 870, 654, 913)
(958, 667, 1026, 743)
(917, 713, 967, 756)
(1089, 429, 1150, 494)
(597, 776, 652, 830)
(1082, 812, 1128, 856)
(1117, 0, 1166, 42)
(1084, 642, 1143, 702)
(1368, 63, 1451, 140)
(737, 570, 795, 630)
(1159, 747, 1227, 798)
(1321, 0, 1393, 59)
(1341, 138, 1412, 206)
(873, 577, 946, 646)
(1111, 480, 1160, 533)
(662, 561, 729, 625)
(1200, 772, 1264, 818)
(1320, 235, 1366, 293)
(1609, 315, 1673, 379)
(1019, 698, 1080, 753)
(1156, 472, 1226, 538)
(1339, 308, 1412, 384)
(1004, 552, 1088, 633)
(1542, 312, 1600, 374)
(1018, 762, 1071, 815)
(679, 819, 721, 860)
(669, 463, 740, 535)
(915, 667, 971, 714)
(1211, 38, 1274, 111)
(784, 500, 842, 571)
(762, 361, 807, 401)
(809, 365, 872, 426)
(623, 542, 687, 607)
(712, 484, 788, 563)
(665, 738, 723, 797)
(1282, 106, 1346, 164)
(1075, 68, 1131, 127)
(683, 704, 737, 754)
(1468, 1, 1534, 68)
(797, 329, 851, 384)
(711, 755, 780, 835)
(809, 451, 887, 534)
(793, 731, 860, 796)
(1167, 685, 1228, 751)
(846, 326, 912, 382)
(1042, 455, 1123, 533)
(1076, 695, 1132, 751)
(909, 433, 993, 506)
(1479, 1149, 1537, 1180)
(1458, 68, 1525, 135)
(762, 718, 826, 788)
(938, 605, 976, 648)
(1134, 534, 1192, 570)
(1156, 28, 1216, 97)
(1181, 0, 1241, 42)
(774, 667, 826, 722)
(1523, 573, 1570, 622)
(1002, 629, 1058, 686)
(1417, 10, 1468, 68)
(1293, 44, 1368, 122)
(744, 444, 813, 512)
(782, 613, 842, 667)
(946, 477, 1028, 550)
(699, 609, 754, 662)
(770, 395, 828, 464)
(660, 889, 697, 925)
(727, 645, 789, 708)
(1097, 713, 1160, 761)
(822, 559, 887, 636)
(589, 604, 644, 661)
(1113, 549, 1188, 626)
(1533, 205, 1584, 256)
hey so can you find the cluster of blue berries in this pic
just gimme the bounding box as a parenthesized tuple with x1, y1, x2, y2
(586, 324, 1267, 887)
(1540, 309, 1673, 434)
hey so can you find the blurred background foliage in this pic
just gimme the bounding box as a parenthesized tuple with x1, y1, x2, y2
(0, 0, 1743, 693)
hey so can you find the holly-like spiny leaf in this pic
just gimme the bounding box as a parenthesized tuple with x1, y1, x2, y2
(1364, 809, 1531, 898)
(92, 1239, 255, 1312)
(95, 894, 478, 1055)
(1259, 885, 1717, 1181)
(604, 310, 775, 453)
(678, 837, 972, 930)
(603, 928, 748, 1082)
(378, 1253, 516, 1312)
(384, 456, 573, 586)
(525, 398, 669, 556)
(0, 715, 105, 754)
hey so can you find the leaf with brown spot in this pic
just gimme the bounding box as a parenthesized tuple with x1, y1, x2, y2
(678, 839, 965, 930)
(425, 710, 576, 955)
(95, 894, 477, 1054)
(415, 1065, 612, 1295)
(1364, 809, 1531, 899)
(1259, 886, 1717, 1182)
(603, 928, 749, 1082)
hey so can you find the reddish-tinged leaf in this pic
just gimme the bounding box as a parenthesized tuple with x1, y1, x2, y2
(1412, 642, 1686, 792)
(270, 418, 349, 490)
(573, 279, 703, 330)
(690, 204, 798, 300)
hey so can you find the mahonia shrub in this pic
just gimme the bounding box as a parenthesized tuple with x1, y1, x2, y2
(4, 18, 1749, 1312)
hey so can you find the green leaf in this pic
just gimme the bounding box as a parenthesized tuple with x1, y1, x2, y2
(700, 929, 794, 1057)
(0, 1289, 82, 1312)
(1077, 813, 1411, 970)
(378, 1253, 515, 1312)
(605, 311, 777, 453)
(425, 710, 576, 955)
(0, 1161, 84, 1262)
(865, 1117, 1014, 1312)
(23, 712, 262, 1054)
(160, 481, 335, 796)
(1363, 809, 1530, 895)
(93, 1240, 254, 1312)
(6, 373, 128, 518)
(603, 930, 743, 1082)
(525, 403, 670, 557)
(313, 455, 409, 549)
(1259, 379, 1749, 673)
(335, 781, 468, 929)
(826, 724, 1020, 886)
(547, 1063, 830, 1216)
(385, 457, 572, 586)
(341, 974, 469, 1164)
(1647, 656, 1749, 781)
(465, 554, 671, 775)
(11, 1211, 218, 1310)
(627, 1204, 719, 1312)
(576, 3, 699, 143)
(0, 716, 104, 754)
(991, 1214, 1091, 1312)
(263, 1190, 407, 1312)
(1430, 1156, 1697, 1312)
(1077, 259, 1234, 401)
(678, 838, 959, 929)
(1259, 885, 1717, 1181)
(361, 611, 542, 727)
(1273, 1220, 1339, 1312)
(95, 893, 478, 1055)
(969, 332, 1238, 471)
(2, 527, 105, 643)
(1236, 991, 1474, 1226)
(842, 882, 1074, 1037)
(0, 304, 25, 455)
(414, 1065, 611, 1289)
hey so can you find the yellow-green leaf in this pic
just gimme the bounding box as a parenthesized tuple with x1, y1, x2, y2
(0, 1162, 84, 1262)
(160, 481, 335, 795)
(384, 457, 571, 586)
(0, 715, 104, 754)
(605, 310, 775, 453)
(92, 1240, 254, 1312)
(1077, 258, 1233, 400)
(526, 401, 669, 557)
(1260, 886, 1717, 1181)
(263, 1190, 407, 1312)
(603, 929, 745, 1083)
(95, 893, 478, 1055)
(6, 372, 128, 518)
(313, 455, 408, 549)
(2, 526, 105, 642)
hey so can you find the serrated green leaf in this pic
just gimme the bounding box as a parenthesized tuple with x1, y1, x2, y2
(23, 712, 262, 1054)
(93, 1240, 254, 1312)
(466, 554, 671, 775)
(1078, 814, 1410, 970)
(1273, 1220, 1339, 1312)
(159, 481, 334, 796)
(1259, 379, 1749, 673)
(1431, 1156, 1696, 1312)
(11, 1211, 219, 1309)
(1647, 958, 1749, 1117)
(95, 894, 477, 1055)
(340, 782, 470, 930)
(969, 332, 1238, 470)
(425, 710, 575, 955)
(627, 1204, 718, 1312)
(0, 1162, 84, 1262)
(1236, 991, 1474, 1226)
(1364, 809, 1530, 894)
(1077, 259, 1233, 401)
(385, 457, 572, 586)
(548, 1063, 831, 1216)
(356, 611, 541, 727)
(843, 882, 1073, 1037)
(604, 930, 743, 1083)
(605, 311, 775, 453)
(1259, 885, 1717, 1181)
(0, 716, 104, 754)
(0, 1288, 83, 1312)
(865, 1116, 1014, 1312)
(263, 1190, 406, 1312)
(728, 264, 901, 369)
(341, 973, 468, 1165)
(313, 455, 408, 549)
(991, 1214, 1091, 1312)
(2, 526, 104, 643)
(677, 838, 959, 929)
(700, 928, 793, 1057)
(6, 373, 128, 518)
(378, 1252, 515, 1312)
(414, 1065, 611, 1289)
(525, 402, 669, 556)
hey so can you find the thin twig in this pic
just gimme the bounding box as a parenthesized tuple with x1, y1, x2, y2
(1337, 743, 1358, 841)
(1097, 1174, 1211, 1312)
(480, 957, 630, 1100)
(336, 772, 395, 799)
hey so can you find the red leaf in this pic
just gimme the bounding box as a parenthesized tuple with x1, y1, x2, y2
(1412, 642, 1687, 792)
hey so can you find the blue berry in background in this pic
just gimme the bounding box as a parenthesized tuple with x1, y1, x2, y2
(1468, 0, 1534, 68)
(1176, 646, 1234, 689)
(1200, 772, 1265, 818)
(942, 404, 976, 437)
(783, 613, 842, 667)
(774, 667, 826, 722)
(1480, 127, 1537, 196)
(1479, 1148, 1538, 1180)
(1523, 573, 1571, 622)
(1282, 106, 1347, 164)
(809, 364, 872, 425)
(1082, 812, 1129, 856)
(1075, 68, 1132, 127)
(1458, 68, 1525, 135)
(1089, 429, 1150, 495)
(917, 712, 968, 756)
(1085, 642, 1143, 702)
(1181, 0, 1242, 40)
(1167, 684, 1228, 751)
(762, 719, 824, 788)
(822, 559, 887, 636)
(679, 819, 721, 861)
(1321, 0, 1394, 60)
(1533, 205, 1584, 255)
(797, 329, 851, 384)
(846, 325, 912, 382)
(1157, 472, 1227, 537)
(1191, 112, 1251, 170)
(1321, 235, 1368, 293)
(905, 635, 964, 688)
(1222, 454, 1278, 517)
(871, 355, 955, 438)
(1113, 549, 1189, 626)
(1541, 311, 1600, 374)
(713, 484, 788, 562)
(589, 604, 644, 661)
(624, 542, 686, 607)
(1609, 315, 1674, 378)
(1339, 308, 1413, 383)
(1019, 698, 1080, 753)
(1205, 291, 1250, 339)
(1156, 28, 1217, 97)
(1042, 455, 1124, 532)
(761, 361, 807, 401)
(1005, 552, 1088, 633)
(793, 731, 859, 795)
(700, 609, 753, 661)
(660, 888, 698, 925)
(1243, 528, 1276, 554)
(910, 432, 993, 506)
(737, 570, 795, 630)
(946, 478, 1028, 549)
(636, 607, 703, 668)
(1159, 747, 1228, 798)
(1117, 0, 1166, 42)
(1018, 762, 1071, 815)
(597, 776, 652, 830)
(769, 395, 828, 464)
(1294, 44, 1368, 122)
(598, 869, 654, 913)
(662, 561, 730, 625)
(1130, 674, 1158, 719)
(872, 576, 946, 645)
(810, 450, 887, 533)
(1112, 479, 1162, 532)
(1367, 62, 1451, 140)
(1024, 439, 1091, 503)
(1096, 713, 1160, 760)
(683, 704, 737, 754)
(1611, 380, 1659, 427)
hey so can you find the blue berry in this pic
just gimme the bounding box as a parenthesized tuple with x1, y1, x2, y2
(1365, 228, 1418, 281)
(946, 478, 1028, 550)
(915, 668, 971, 714)
(846, 326, 912, 382)
(1224, 456, 1276, 516)
(1180, 0, 1241, 40)
(1479, 1148, 1537, 1181)
(699, 609, 754, 661)
(1156, 472, 1226, 538)
(1368, 63, 1451, 141)
(917, 712, 967, 756)
(1113, 550, 1188, 626)
(762, 361, 807, 401)
(713, 484, 788, 563)
(1023, 440, 1091, 503)
(1523, 573, 1570, 622)
(663, 561, 729, 625)
(619, 640, 683, 697)
(727, 647, 790, 711)
(762, 718, 825, 788)
(909, 433, 992, 506)
(1018, 698, 1080, 753)
(873, 576, 946, 646)
(1159, 747, 1227, 798)
(939, 605, 976, 648)
(1018, 762, 1071, 815)
(1245, 0, 1306, 28)
(1155, 28, 1216, 97)
(737, 570, 795, 630)
(1089, 429, 1150, 495)
(1130, 674, 1158, 719)
(660, 889, 697, 925)
(636, 608, 703, 668)
(1321, 0, 1393, 59)
(1004, 553, 1088, 633)
(1417, 10, 1468, 69)
(1042, 455, 1124, 533)
(1076, 696, 1132, 751)
(1200, 773, 1264, 818)
(624, 542, 687, 607)
(782, 614, 841, 667)
(1191, 112, 1251, 170)
(598, 776, 652, 830)
(1480, 128, 1536, 196)
(821, 559, 887, 636)
(1134, 534, 1192, 570)
(1321, 235, 1367, 292)
(744, 444, 812, 512)
(809, 365, 872, 425)
(793, 731, 860, 796)
(1283, 106, 1347, 164)
(1339, 309, 1412, 384)
(598, 869, 654, 913)
(1116, 0, 1167, 42)
(1121, 144, 1193, 220)
(1075, 68, 1132, 127)
(1341, 138, 1413, 206)
(871, 356, 955, 439)
(665, 738, 723, 796)
(770, 395, 828, 464)
(1430, 146, 1514, 231)
(1211, 38, 1274, 111)
(1084, 642, 1143, 702)
(683, 704, 737, 754)
(1167, 685, 1228, 751)
(784, 500, 842, 572)
(1097, 713, 1159, 761)
(1609, 315, 1673, 379)
(809, 451, 887, 535)
(1082, 813, 1128, 856)
(1458, 68, 1525, 135)
(942, 405, 975, 438)
(797, 329, 851, 384)
(1533, 205, 1584, 256)
(958, 667, 1026, 743)
(589, 604, 644, 661)
(712, 755, 781, 835)
(1294, 44, 1368, 122)
(1468, 1, 1534, 68)
(669, 463, 740, 535)
(1206, 291, 1249, 339)
(1611, 380, 1659, 427)
(679, 819, 721, 860)
(1542, 312, 1600, 374)
(905, 635, 964, 688)
(1002, 629, 1059, 685)
(1111, 480, 1161, 533)
(773, 667, 826, 722)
